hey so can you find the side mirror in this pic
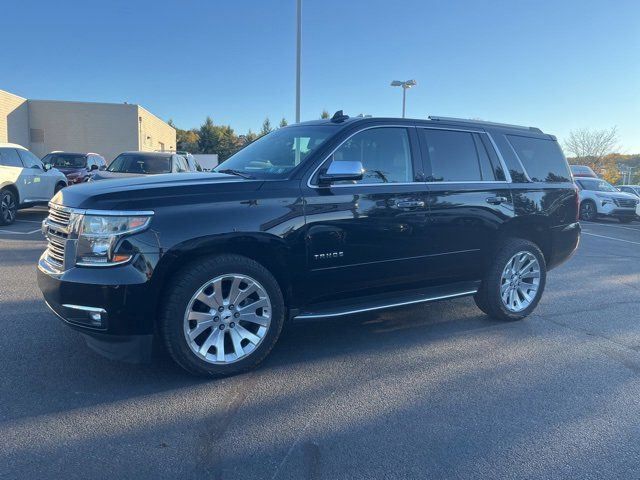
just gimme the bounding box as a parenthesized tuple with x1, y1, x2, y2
(99, 165, 106, 171)
(318, 160, 364, 185)
(90, 164, 99, 171)
(43, 163, 51, 171)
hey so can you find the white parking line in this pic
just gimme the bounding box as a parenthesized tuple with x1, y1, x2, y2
(582, 222, 640, 233)
(582, 231, 640, 246)
(0, 228, 42, 235)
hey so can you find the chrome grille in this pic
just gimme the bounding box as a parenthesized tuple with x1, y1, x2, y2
(44, 204, 72, 270)
(615, 198, 638, 208)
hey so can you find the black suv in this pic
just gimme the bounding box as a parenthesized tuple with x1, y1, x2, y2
(37, 114, 580, 376)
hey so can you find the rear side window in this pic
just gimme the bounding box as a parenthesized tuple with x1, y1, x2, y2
(0, 148, 23, 167)
(420, 129, 497, 182)
(507, 135, 571, 182)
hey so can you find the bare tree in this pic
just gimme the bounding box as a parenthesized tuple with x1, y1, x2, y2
(563, 126, 619, 162)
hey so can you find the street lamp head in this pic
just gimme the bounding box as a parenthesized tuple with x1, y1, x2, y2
(390, 80, 403, 87)
(405, 79, 417, 88)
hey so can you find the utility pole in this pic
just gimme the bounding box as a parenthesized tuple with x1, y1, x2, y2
(295, 0, 302, 123)
(390, 80, 417, 118)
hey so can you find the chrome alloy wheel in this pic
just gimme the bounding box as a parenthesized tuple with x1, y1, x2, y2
(1, 192, 16, 224)
(183, 274, 272, 364)
(500, 251, 541, 312)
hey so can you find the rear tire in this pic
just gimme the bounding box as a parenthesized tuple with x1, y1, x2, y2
(474, 238, 547, 321)
(54, 182, 66, 194)
(579, 200, 597, 221)
(0, 188, 18, 226)
(160, 254, 285, 377)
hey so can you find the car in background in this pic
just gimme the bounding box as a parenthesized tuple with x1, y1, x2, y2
(0, 143, 67, 225)
(157, 150, 204, 172)
(618, 185, 640, 198)
(570, 164, 598, 178)
(89, 151, 198, 181)
(576, 177, 639, 223)
(42, 152, 107, 185)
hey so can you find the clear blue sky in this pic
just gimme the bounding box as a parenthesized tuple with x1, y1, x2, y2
(3, 0, 639, 151)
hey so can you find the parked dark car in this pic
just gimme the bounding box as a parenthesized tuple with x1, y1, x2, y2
(38, 113, 580, 376)
(41, 152, 107, 184)
(89, 151, 197, 181)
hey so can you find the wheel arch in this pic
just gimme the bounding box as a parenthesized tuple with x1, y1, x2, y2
(0, 181, 20, 205)
(495, 216, 552, 266)
(152, 233, 296, 323)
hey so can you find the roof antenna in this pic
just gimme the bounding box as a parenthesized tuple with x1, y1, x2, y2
(331, 110, 349, 123)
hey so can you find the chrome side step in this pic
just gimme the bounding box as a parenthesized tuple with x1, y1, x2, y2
(293, 281, 479, 321)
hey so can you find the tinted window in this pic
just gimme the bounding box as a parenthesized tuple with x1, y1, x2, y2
(576, 179, 618, 193)
(328, 127, 412, 184)
(420, 129, 493, 181)
(17, 149, 43, 169)
(175, 156, 188, 172)
(507, 135, 571, 182)
(45, 153, 87, 168)
(107, 154, 172, 174)
(0, 148, 23, 167)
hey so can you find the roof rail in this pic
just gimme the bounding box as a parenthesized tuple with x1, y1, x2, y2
(428, 116, 542, 133)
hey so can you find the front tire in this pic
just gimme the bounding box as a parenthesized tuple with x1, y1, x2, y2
(474, 239, 547, 321)
(579, 200, 597, 221)
(54, 182, 66, 194)
(618, 217, 634, 224)
(160, 254, 285, 377)
(0, 188, 18, 226)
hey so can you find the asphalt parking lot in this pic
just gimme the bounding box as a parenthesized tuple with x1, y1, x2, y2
(0, 209, 639, 480)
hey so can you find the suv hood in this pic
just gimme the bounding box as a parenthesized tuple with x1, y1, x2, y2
(594, 191, 638, 200)
(91, 171, 146, 180)
(51, 172, 264, 210)
(57, 167, 86, 175)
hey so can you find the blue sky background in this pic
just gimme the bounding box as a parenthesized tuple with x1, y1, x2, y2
(3, 0, 639, 150)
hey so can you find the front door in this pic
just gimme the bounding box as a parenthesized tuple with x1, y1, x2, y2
(17, 148, 53, 201)
(302, 125, 430, 304)
(417, 126, 515, 281)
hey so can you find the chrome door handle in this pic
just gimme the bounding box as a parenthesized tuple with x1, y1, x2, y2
(396, 200, 425, 208)
(486, 196, 508, 205)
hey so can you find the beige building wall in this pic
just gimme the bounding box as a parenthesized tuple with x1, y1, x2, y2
(27, 100, 140, 161)
(0, 90, 30, 146)
(138, 106, 176, 153)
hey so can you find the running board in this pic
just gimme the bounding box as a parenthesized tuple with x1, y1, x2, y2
(293, 281, 480, 321)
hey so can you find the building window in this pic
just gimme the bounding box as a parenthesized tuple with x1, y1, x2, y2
(158, 142, 165, 151)
(30, 128, 45, 143)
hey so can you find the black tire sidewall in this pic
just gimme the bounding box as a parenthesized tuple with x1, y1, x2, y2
(0, 189, 17, 226)
(477, 239, 547, 321)
(160, 254, 285, 377)
(580, 200, 596, 221)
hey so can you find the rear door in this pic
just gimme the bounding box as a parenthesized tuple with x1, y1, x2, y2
(302, 125, 431, 303)
(417, 126, 514, 281)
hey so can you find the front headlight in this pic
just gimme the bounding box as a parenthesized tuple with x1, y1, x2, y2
(76, 213, 152, 266)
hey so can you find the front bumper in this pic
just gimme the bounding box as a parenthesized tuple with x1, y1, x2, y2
(37, 252, 161, 362)
(599, 202, 637, 218)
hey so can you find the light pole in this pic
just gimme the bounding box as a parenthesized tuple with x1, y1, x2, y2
(390, 79, 417, 118)
(295, 0, 302, 123)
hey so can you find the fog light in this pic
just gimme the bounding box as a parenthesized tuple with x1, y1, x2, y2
(89, 312, 102, 326)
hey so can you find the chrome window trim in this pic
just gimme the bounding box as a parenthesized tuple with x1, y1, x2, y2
(306, 124, 516, 189)
(306, 125, 418, 189)
(502, 137, 534, 182)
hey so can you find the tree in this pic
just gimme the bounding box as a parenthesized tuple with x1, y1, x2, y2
(564, 127, 619, 164)
(243, 129, 259, 146)
(279, 117, 288, 128)
(320, 110, 330, 119)
(198, 117, 219, 154)
(564, 126, 624, 183)
(260, 117, 273, 136)
(177, 129, 199, 153)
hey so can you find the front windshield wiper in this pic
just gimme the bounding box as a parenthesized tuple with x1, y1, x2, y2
(216, 168, 254, 179)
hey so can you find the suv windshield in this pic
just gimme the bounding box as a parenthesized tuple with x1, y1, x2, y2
(577, 179, 618, 192)
(214, 126, 336, 178)
(108, 154, 172, 174)
(44, 153, 87, 168)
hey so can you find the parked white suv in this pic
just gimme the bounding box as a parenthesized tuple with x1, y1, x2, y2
(576, 177, 639, 223)
(0, 143, 67, 225)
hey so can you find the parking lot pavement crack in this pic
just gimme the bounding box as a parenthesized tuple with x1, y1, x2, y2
(194, 373, 260, 479)
(537, 314, 640, 364)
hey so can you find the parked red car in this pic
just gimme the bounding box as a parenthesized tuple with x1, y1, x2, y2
(570, 164, 598, 178)
(42, 152, 107, 184)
